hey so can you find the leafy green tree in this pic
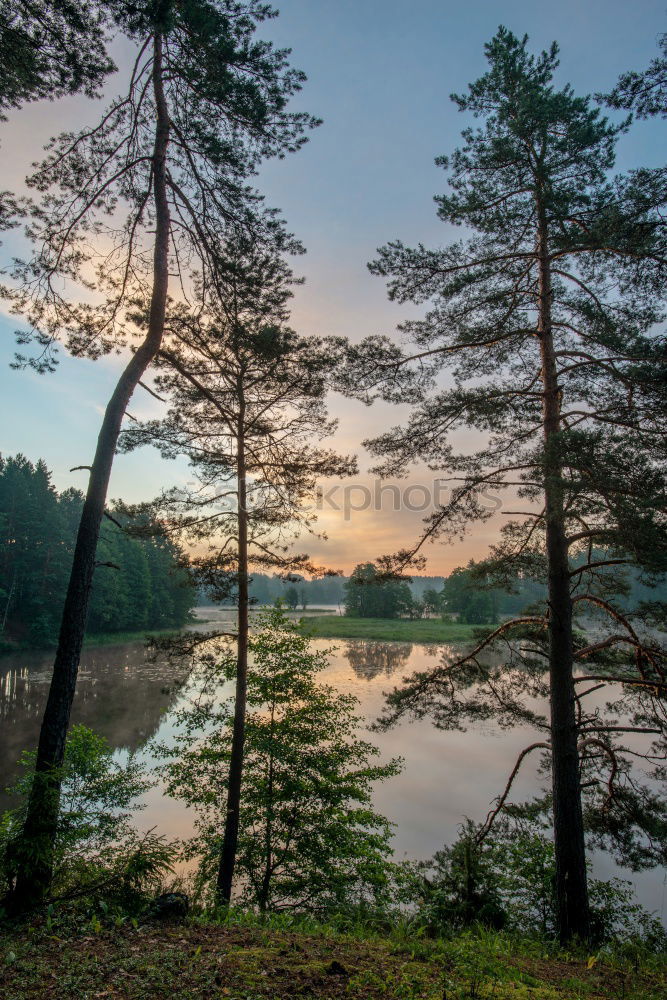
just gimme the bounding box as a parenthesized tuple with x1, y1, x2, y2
(461, 593, 496, 626)
(487, 811, 667, 944)
(358, 28, 666, 942)
(414, 820, 507, 932)
(1, 725, 173, 904)
(285, 585, 299, 611)
(489, 820, 556, 938)
(344, 562, 413, 619)
(422, 587, 443, 616)
(160, 608, 400, 913)
(405, 597, 427, 620)
(7, 0, 318, 911)
(414, 814, 666, 945)
(119, 241, 355, 906)
(441, 565, 500, 625)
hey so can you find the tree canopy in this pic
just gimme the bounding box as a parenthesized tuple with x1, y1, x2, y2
(0, 454, 194, 648)
(351, 26, 667, 942)
(343, 563, 413, 620)
(160, 607, 401, 913)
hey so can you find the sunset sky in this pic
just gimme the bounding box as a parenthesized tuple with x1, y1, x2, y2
(1, 0, 665, 575)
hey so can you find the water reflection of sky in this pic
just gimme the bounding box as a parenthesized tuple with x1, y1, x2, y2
(1, 628, 664, 921)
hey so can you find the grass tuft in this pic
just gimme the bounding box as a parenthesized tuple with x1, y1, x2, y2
(1, 907, 664, 999)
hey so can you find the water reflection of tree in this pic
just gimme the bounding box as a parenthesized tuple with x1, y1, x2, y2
(0, 644, 190, 807)
(344, 641, 414, 680)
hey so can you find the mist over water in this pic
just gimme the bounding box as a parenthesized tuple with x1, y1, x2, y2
(1, 610, 664, 921)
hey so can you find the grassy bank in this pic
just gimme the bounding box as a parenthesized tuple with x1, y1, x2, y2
(1, 912, 664, 999)
(3, 618, 478, 654)
(299, 615, 480, 643)
(81, 627, 184, 648)
(0, 627, 185, 656)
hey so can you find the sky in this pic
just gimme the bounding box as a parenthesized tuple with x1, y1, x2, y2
(1, 0, 665, 574)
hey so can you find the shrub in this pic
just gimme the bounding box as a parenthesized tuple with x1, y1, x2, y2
(160, 606, 402, 913)
(1, 725, 175, 909)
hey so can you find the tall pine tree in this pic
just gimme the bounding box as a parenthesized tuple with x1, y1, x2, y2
(350, 28, 666, 942)
(119, 237, 355, 904)
(5, 0, 317, 911)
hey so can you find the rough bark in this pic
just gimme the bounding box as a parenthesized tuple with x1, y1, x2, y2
(536, 198, 591, 943)
(216, 399, 249, 906)
(9, 33, 171, 912)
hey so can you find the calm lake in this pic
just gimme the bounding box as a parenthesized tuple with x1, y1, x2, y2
(1, 606, 664, 920)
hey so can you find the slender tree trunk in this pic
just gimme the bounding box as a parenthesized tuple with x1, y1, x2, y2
(1, 566, 17, 632)
(216, 406, 249, 905)
(258, 700, 276, 912)
(8, 34, 171, 913)
(536, 201, 590, 943)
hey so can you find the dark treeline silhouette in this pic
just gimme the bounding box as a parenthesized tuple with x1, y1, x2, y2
(343, 563, 414, 619)
(440, 558, 667, 625)
(0, 455, 195, 649)
(197, 572, 446, 608)
(440, 564, 545, 625)
(224, 558, 666, 625)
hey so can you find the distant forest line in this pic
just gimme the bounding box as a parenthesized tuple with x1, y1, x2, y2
(202, 558, 666, 625)
(0, 455, 195, 650)
(3, 454, 665, 652)
(197, 572, 447, 609)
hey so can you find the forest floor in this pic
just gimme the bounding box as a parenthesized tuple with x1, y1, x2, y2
(298, 616, 480, 643)
(2, 915, 665, 999)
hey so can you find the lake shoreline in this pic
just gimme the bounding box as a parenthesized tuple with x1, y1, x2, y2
(0, 625, 186, 656)
(297, 615, 481, 643)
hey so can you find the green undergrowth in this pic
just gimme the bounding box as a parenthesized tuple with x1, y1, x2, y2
(1, 906, 665, 1000)
(298, 616, 480, 643)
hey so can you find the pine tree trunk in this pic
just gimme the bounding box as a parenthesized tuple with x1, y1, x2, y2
(216, 410, 249, 905)
(258, 701, 276, 912)
(1, 566, 16, 632)
(8, 35, 171, 913)
(536, 203, 591, 943)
